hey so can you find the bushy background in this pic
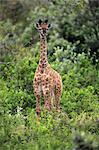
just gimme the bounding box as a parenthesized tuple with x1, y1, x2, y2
(0, 0, 99, 149)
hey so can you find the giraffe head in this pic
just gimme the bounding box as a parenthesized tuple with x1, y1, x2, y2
(36, 19, 51, 37)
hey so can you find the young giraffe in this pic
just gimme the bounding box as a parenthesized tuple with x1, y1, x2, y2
(33, 19, 62, 117)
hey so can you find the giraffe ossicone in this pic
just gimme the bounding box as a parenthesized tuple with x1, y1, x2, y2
(33, 19, 62, 117)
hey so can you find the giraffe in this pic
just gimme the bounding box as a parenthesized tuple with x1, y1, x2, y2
(33, 19, 62, 117)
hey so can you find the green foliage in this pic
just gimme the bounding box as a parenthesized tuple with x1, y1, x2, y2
(0, 0, 99, 149)
(0, 110, 99, 150)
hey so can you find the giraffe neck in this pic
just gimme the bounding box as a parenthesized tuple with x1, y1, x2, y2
(38, 35, 48, 71)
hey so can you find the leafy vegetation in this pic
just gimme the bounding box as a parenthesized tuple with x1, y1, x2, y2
(0, 0, 99, 149)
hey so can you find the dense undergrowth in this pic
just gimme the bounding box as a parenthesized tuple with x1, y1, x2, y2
(0, 0, 99, 150)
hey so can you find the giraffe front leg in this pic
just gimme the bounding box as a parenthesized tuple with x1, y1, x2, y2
(55, 79, 62, 112)
(43, 88, 51, 111)
(36, 94, 41, 117)
(44, 94, 51, 111)
(34, 84, 41, 117)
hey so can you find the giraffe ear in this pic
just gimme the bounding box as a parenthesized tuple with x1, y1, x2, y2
(38, 19, 42, 25)
(48, 23, 51, 29)
(36, 22, 39, 29)
(44, 19, 48, 24)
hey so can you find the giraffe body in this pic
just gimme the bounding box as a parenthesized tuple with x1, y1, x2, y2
(33, 19, 62, 116)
